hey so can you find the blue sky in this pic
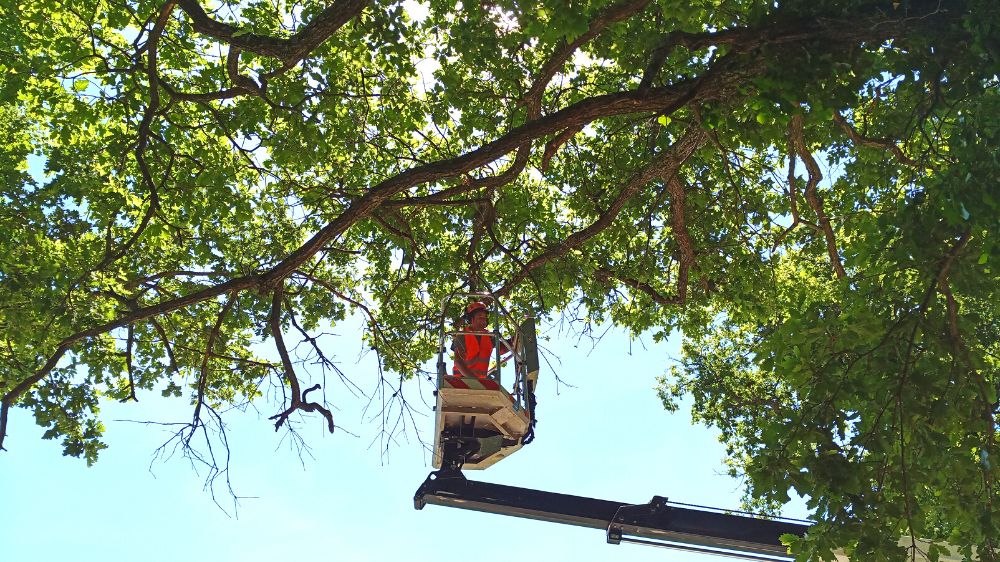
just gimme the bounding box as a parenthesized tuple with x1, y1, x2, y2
(0, 317, 806, 562)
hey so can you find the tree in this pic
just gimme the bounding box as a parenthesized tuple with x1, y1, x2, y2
(1, 0, 998, 559)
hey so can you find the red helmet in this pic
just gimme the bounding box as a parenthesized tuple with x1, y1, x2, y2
(464, 301, 489, 317)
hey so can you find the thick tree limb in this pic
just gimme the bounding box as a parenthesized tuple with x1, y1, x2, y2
(5, 104, 712, 447)
(173, 0, 369, 67)
(521, 0, 652, 113)
(935, 229, 972, 349)
(592, 175, 698, 306)
(124, 324, 138, 403)
(150, 318, 178, 374)
(464, 195, 495, 291)
(225, 46, 262, 95)
(541, 123, 584, 172)
(773, 118, 822, 249)
(94, 1, 173, 272)
(595, 267, 682, 306)
(667, 176, 697, 304)
(526, 0, 651, 176)
(125, 270, 233, 290)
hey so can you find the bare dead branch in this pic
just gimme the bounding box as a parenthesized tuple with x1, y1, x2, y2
(267, 285, 335, 433)
(283, 294, 366, 399)
(188, 294, 238, 444)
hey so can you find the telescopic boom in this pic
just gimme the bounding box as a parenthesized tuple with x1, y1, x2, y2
(414, 469, 808, 561)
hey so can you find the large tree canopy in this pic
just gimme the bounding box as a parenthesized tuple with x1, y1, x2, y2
(2, 0, 999, 559)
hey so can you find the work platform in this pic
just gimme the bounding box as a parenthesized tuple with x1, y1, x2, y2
(432, 375, 532, 469)
(430, 293, 539, 471)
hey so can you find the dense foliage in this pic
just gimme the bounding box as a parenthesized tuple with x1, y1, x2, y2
(1, 0, 998, 559)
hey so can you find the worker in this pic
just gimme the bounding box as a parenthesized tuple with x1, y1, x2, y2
(452, 301, 508, 378)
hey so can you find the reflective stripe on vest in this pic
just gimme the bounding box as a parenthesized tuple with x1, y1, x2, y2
(453, 333, 494, 378)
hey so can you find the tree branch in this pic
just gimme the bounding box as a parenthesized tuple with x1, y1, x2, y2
(667, 175, 697, 303)
(833, 112, 918, 167)
(124, 324, 138, 402)
(1, 4, 958, 450)
(520, 0, 652, 114)
(497, 126, 707, 296)
(595, 267, 682, 306)
(189, 294, 238, 444)
(789, 113, 847, 279)
(541, 123, 584, 172)
(267, 285, 335, 433)
(173, 0, 369, 66)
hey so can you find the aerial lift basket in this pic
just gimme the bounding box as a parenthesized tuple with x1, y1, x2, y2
(431, 293, 538, 470)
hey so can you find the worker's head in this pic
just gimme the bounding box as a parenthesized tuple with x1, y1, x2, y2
(463, 301, 489, 330)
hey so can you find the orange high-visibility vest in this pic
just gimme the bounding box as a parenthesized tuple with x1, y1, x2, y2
(453, 333, 494, 378)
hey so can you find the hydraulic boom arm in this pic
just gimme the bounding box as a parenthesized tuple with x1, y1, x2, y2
(414, 470, 809, 561)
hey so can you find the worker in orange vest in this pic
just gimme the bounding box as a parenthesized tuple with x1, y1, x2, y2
(452, 301, 509, 379)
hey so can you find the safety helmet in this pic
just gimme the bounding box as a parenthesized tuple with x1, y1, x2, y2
(464, 301, 489, 318)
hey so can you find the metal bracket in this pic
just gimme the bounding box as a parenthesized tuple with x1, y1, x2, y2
(414, 468, 466, 510)
(607, 496, 671, 544)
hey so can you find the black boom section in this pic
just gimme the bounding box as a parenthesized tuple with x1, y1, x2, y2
(517, 317, 539, 377)
(414, 470, 809, 561)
